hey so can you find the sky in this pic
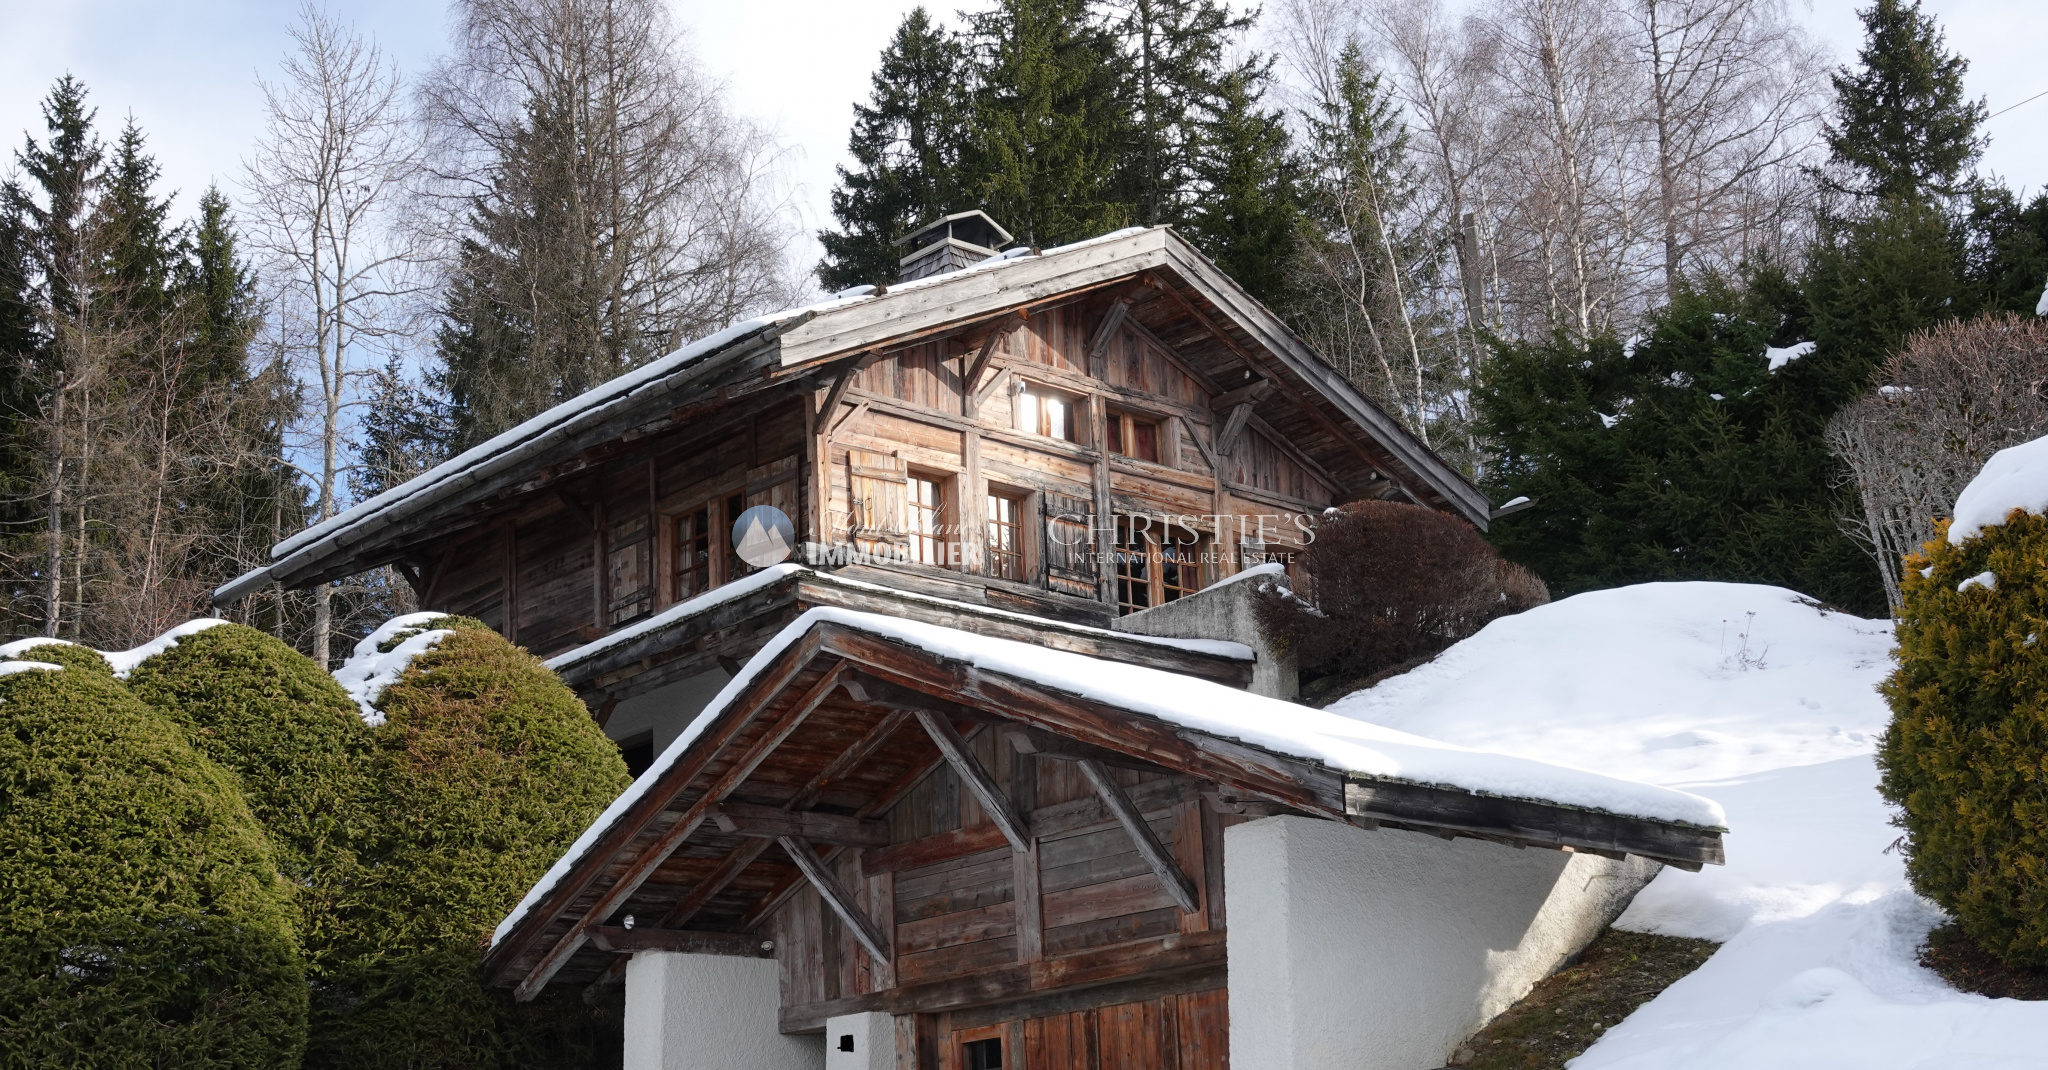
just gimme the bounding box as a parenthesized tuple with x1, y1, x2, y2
(1, 0, 2045, 294)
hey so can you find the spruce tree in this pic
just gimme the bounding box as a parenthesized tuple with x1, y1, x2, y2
(1183, 67, 1297, 306)
(1822, 0, 1985, 204)
(965, 0, 1129, 247)
(13, 75, 101, 323)
(353, 356, 450, 504)
(93, 120, 179, 320)
(1101, 0, 1252, 227)
(817, 8, 976, 291)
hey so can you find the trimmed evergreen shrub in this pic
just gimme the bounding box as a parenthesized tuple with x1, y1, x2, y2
(2, 637, 116, 675)
(0, 660, 307, 1067)
(124, 624, 374, 971)
(1881, 510, 2048, 966)
(312, 617, 632, 1070)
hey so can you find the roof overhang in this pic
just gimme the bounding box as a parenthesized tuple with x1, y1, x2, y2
(483, 610, 1723, 1002)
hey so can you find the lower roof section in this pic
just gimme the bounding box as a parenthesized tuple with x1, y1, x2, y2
(484, 606, 1725, 999)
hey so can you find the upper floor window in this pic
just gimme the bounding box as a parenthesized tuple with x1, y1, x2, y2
(1115, 517, 1206, 615)
(607, 512, 652, 626)
(1107, 411, 1161, 463)
(908, 473, 949, 567)
(674, 506, 714, 600)
(1015, 382, 1076, 442)
(986, 491, 1024, 581)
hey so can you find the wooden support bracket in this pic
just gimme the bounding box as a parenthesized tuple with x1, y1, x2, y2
(964, 313, 1027, 403)
(1087, 297, 1134, 376)
(1214, 401, 1256, 457)
(711, 801, 891, 847)
(1000, 724, 1156, 772)
(819, 352, 881, 432)
(779, 835, 892, 964)
(1208, 378, 1273, 413)
(1078, 759, 1200, 913)
(913, 708, 1032, 853)
(971, 368, 1012, 417)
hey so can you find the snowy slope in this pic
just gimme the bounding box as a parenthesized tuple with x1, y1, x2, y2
(1329, 581, 2048, 1069)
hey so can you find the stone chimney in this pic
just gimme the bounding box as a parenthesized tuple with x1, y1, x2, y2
(895, 211, 1013, 282)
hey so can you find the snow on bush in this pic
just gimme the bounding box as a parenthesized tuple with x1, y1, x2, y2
(332, 612, 456, 725)
(0, 618, 230, 679)
(1947, 432, 2048, 545)
(1331, 580, 2048, 1068)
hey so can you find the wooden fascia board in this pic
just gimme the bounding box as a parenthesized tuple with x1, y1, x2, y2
(774, 231, 1175, 368)
(481, 625, 831, 987)
(1156, 240, 1492, 527)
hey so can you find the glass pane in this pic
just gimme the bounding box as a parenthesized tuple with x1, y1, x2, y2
(1046, 397, 1068, 441)
(1134, 420, 1158, 463)
(1107, 415, 1124, 455)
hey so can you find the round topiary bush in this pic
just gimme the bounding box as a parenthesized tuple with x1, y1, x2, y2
(0, 637, 117, 676)
(1881, 509, 2048, 967)
(312, 616, 632, 1070)
(0, 659, 308, 1067)
(124, 624, 375, 970)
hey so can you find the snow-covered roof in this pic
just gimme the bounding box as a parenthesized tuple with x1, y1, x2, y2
(215, 226, 1489, 605)
(492, 606, 1725, 948)
(542, 562, 1253, 677)
(1948, 432, 2048, 544)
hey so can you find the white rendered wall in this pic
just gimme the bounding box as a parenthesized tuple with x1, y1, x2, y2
(623, 951, 823, 1070)
(1225, 815, 1659, 1070)
(604, 669, 730, 752)
(822, 1012, 896, 1070)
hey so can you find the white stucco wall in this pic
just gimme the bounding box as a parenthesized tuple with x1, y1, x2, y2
(604, 669, 730, 752)
(822, 1012, 897, 1070)
(1114, 570, 1297, 699)
(623, 951, 823, 1070)
(1225, 815, 1659, 1070)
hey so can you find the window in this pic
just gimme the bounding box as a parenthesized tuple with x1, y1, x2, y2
(963, 1038, 1003, 1070)
(674, 507, 713, 600)
(1116, 517, 1207, 616)
(1107, 411, 1161, 463)
(606, 512, 652, 625)
(908, 474, 947, 566)
(1015, 382, 1075, 442)
(987, 492, 1024, 581)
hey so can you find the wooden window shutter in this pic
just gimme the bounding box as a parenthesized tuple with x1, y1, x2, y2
(848, 449, 908, 536)
(1041, 491, 1096, 598)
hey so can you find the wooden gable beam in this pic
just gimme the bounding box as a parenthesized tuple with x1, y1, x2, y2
(818, 352, 881, 434)
(587, 927, 773, 957)
(511, 658, 850, 1001)
(963, 312, 1027, 409)
(913, 708, 1032, 853)
(712, 802, 890, 847)
(779, 834, 892, 964)
(1214, 401, 1256, 457)
(1086, 297, 1134, 378)
(1077, 759, 1200, 913)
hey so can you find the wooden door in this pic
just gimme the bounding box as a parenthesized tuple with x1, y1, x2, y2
(930, 987, 1226, 1070)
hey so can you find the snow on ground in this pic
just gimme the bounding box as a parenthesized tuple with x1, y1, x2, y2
(1328, 580, 2048, 1069)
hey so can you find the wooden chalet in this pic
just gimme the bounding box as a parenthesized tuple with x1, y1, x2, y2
(217, 218, 1724, 1070)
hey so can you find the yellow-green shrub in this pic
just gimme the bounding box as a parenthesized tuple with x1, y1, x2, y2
(1880, 509, 2048, 965)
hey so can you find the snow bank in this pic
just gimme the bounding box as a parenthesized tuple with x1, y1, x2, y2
(1948, 433, 2048, 544)
(333, 613, 455, 726)
(1331, 580, 2048, 1069)
(493, 606, 1716, 948)
(0, 619, 232, 679)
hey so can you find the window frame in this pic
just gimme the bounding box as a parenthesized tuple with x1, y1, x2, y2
(906, 469, 951, 568)
(1014, 380, 1080, 443)
(1115, 516, 1207, 615)
(1106, 409, 1164, 464)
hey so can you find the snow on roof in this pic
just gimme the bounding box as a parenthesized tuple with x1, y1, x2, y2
(493, 606, 1723, 948)
(0, 619, 232, 679)
(543, 562, 1253, 674)
(216, 229, 1161, 608)
(333, 612, 457, 726)
(1948, 432, 2048, 544)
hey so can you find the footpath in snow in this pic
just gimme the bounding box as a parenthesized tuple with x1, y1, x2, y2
(1329, 581, 2048, 1069)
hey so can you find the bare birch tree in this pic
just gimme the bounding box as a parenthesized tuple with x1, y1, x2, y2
(419, 0, 800, 445)
(243, 5, 422, 667)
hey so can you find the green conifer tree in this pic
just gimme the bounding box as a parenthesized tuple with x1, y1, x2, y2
(1822, 0, 1985, 204)
(93, 120, 179, 320)
(966, 0, 1129, 247)
(817, 8, 976, 291)
(1101, 0, 1252, 227)
(1183, 67, 1297, 306)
